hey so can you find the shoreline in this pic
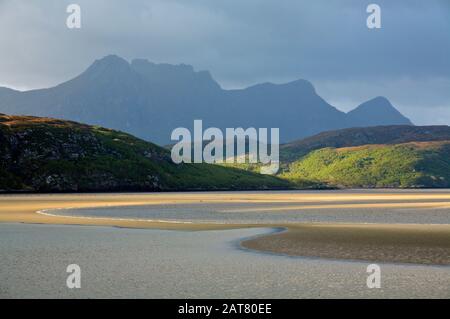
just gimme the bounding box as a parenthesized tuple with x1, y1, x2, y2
(2, 187, 450, 195)
(1, 192, 450, 265)
(241, 223, 450, 266)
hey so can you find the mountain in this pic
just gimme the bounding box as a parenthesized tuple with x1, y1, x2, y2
(0, 114, 289, 192)
(346, 97, 412, 126)
(281, 125, 450, 162)
(281, 141, 450, 188)
(0, 55, 412, 145)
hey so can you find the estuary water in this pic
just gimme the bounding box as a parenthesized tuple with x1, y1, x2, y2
(1, 190, 450, 298)
(1, 223, 449, 298)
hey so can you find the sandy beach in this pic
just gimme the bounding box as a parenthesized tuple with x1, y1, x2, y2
(1, 191, 450, 266)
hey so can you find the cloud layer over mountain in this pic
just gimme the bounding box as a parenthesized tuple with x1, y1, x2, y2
(0, 0, 449, 124)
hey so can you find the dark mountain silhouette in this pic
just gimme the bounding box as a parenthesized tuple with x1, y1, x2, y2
(346, 97, 411, 127)
(0, 55, 412, 145)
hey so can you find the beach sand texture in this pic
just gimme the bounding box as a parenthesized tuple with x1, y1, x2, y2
(1, 191, 450, 265)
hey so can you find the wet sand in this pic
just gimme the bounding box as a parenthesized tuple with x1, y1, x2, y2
(1, 223, 449, 299)
(242, 223, 450, 265)
(1, 191, 450, 265)
(0, 193, 252, 231)
(2, 223, 449, 298)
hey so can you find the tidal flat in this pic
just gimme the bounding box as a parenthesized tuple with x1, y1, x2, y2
(1, 223, 449, 298)
(0, 190, 449, 298)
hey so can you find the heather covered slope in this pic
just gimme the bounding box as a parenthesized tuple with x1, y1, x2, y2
(281, 125, 450, 162)
(279, 125, 450, 188)
(217, 125, 450, 188)
(0, 114, 289, 192)
(1, 114, 448, 191)
(221, 125, 450, 173)
(281, 141, 450, 188)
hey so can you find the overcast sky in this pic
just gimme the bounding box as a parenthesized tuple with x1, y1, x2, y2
(0, 0, 449, 124)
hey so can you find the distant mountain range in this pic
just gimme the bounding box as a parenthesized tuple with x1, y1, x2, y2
(0, 55, 412, 145)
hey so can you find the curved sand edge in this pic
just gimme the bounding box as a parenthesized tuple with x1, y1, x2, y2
(1, 193, 450, 265)
(241, 223, 450, 265)
(0, 193, 256, 231)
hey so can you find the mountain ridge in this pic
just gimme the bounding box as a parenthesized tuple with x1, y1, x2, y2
(0, 54, 412, 145)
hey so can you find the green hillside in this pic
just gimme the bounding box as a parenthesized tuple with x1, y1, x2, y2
(214, 126, 450, 188)
(218, 125, 450, 173)
(2, 115, 449, 191)
(0, 114, 290, 192)
(280, 125, 450, 162)
(281, 141, 450, 188)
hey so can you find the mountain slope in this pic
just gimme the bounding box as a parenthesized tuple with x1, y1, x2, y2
(281, 141, 450, 188)
(0, 55, 412, 145)
(281, 125, 450, 162)
(218, 125, 450, 188)
(346, 97, 412, 127)
(0, 114, 289, 192)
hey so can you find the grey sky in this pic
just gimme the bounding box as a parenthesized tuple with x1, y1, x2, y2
(0, 0, 449, 124)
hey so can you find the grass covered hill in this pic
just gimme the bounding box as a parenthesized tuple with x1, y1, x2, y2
(213, 125, 450, 188)
(281, 125, 450, 162)
(0, 114, 289, 192)
(282, 141, 450, 188)
(2, 114, 449, 191)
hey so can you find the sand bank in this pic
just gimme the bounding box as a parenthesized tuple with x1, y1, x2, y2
(1, 191, 450, 265)
(242, 223, 450, 265)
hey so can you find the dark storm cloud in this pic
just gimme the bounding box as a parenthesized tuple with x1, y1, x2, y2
(0, 0, 449, 124)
